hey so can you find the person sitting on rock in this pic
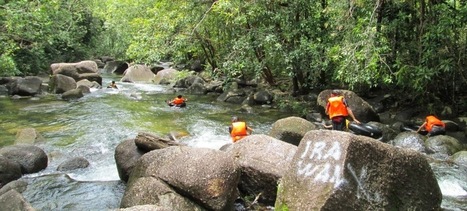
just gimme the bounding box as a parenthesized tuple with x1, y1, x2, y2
(229, 116, 253, 143)
(416, 115, 446, 137)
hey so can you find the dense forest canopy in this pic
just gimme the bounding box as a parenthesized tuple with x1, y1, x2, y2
(1, 0, 466, 113)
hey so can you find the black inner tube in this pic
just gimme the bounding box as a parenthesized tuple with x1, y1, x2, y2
(348, 122, 383, 139)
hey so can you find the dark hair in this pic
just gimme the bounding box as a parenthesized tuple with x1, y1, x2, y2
(112, 81, 115, 83)
(177, 95, 182, 98)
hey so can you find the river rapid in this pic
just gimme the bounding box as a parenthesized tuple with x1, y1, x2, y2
(0, 74, 466, 210)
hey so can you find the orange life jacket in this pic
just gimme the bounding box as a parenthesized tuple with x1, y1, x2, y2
(231, 121, 248, 143)
(425, 115, 445, 132)
(328, 96, 349, 119)
(172, 97, 185, 105)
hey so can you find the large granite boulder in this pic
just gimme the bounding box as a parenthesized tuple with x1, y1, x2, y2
(187, 82, 208, 95)
(102, 61, 128, 74)
(0, 155, 22, 189)
(153, 68, 177, 84)
(268, 116, 318, 146)
(223, 134, 297, 205)
(121, 146, 240, 210)
(121, 177, 204, 210)
(275, 130, 441, 210)
(8, 76, 42, 96)
(121, 64, 155, 83)
(0, 145, 48, 174)
(76, 79, 100, 89)
(51, 65, 79, 80)
(0, 77, 16, 85)
(57, 157, 90, 171)
(425, 135, 464, 157)
(450, 151, 467, 167)
(114, 139, 146, 182)
(50, 60, 98, 75)
(217, 89, 247, 104)
(61, 88, 84, 100)
(204, 80, 224, 93)
(49, 61, 102, 93)
(174, 75, 208, 95)
(0, 190, 36, 211)
(93, 59, 105, 68)
(77, 85, 91, 95)
(253, 90, 273, 105)
(390, 131, 427, 153)
(317, 89, 380, 123)
(78, 73, 102, 85)
(174, 75, 205, 88)
(0, 180, 28, 196)
(49, 74, 77, 94)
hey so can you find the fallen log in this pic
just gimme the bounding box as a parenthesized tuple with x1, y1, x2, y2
(134, 132, 185, 152)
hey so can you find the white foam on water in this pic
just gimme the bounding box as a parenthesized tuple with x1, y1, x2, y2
(69, 164, 121, 181)
(129, 83, 165, 92)
(89, 87, 99, 92)
(184, 119, 231, 149)
(185, 133, 231, 150)
(438, 179, 467, 196)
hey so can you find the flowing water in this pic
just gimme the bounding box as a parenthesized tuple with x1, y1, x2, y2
(0, 75, 290, 210)
(0, 75, 466, 210)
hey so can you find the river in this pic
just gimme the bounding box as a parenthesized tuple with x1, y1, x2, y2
(0, 74, 466, 210)
(0, 74, 289, 210)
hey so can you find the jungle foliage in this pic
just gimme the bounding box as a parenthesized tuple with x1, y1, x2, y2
(1, 0, 466, 112)
(0, 0, 102, 75)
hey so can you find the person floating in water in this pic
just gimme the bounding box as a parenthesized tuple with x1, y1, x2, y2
(107, 81, 118, 89)
(229, 116, 253, 143)
(167, 95, 187, 108)
(416, 114, 446, 137)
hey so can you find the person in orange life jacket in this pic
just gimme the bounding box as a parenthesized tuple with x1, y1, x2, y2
(416, 115, 446, 136)
(168, 95, 187, 107)
(325, 90, 360, 131)
(229, 116, 253, 143)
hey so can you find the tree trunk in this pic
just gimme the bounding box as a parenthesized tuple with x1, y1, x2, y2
(134, 132, 185, 152)
(376, 0, 385, 33)
(194, 30, 217, 71)
(246, 23, 276, 85)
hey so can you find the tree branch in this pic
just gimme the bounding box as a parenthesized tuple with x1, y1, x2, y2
(191, 1, 218, 36)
